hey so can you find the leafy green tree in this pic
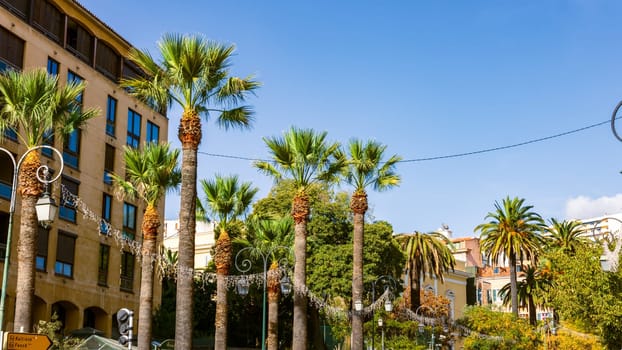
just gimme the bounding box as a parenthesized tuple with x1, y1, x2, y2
(395, 231, 455, 311)
(342, 139, 401, 350)
(544, 218, 589, 254)
(255, 127, 345, 350)
(111, 142, 181, 350)
(198, 175, 258, 349)
(545, 245, 622, 348)
(475, 196, 545, 317)
(457, 306, 540, 350)
(0, 68, 98, 331)
(121, 33, 259, 350)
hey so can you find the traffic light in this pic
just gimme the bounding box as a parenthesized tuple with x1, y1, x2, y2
(117, 308, 133, 347)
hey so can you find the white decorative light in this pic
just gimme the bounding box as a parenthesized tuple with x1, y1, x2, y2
(354, 300, 363, 312)
(384, 298, 393, 312)
(35, 191, 57, 225)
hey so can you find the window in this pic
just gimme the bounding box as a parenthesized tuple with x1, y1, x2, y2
(0, 0, 29, 19)
(0, 152, 13, 199)
(60, 177, 79, 223)
(0, 212, 8, 260)
(100, 193, 112, 235)
(95, 41, 120, 81)
(32, 0, 63, 43)
(146, 121, 159, 143)
(36, 226, 49, 271)
(127, 109, 141, 148)
(55, 231, 76, 278)
(3, 127, 17, 142)
(120, 251, 134, 292)
(98, 244, 110, 286)
(66, 17, 94, 64)
(63, 129, 81, 168)
(104, 144, 115, 184)
(47, 57, 59, 76)
(0, 24, 25, 71)
(106, 96, 117, 137)
(67, 71, 84, 106)
(41, 128, 54, 158)
(122, 203, 136, 240)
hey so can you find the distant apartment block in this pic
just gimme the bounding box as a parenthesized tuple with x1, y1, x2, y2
(163, 220, 216, 269)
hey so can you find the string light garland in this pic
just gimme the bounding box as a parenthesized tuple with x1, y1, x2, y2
(62, 185, 495, 339)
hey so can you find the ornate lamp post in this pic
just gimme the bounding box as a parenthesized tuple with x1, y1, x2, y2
(366, 275, 396, 350)
(415, 305, 434, 350)
(0, 145, 63, 330)
(234, 245, 292, 350)
(590, 216, 622, 272)
(377, 317, 385, 350)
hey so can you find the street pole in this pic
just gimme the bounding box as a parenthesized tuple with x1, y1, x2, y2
(235, 245, 291, 350)
(370, 275, 396, 350)
(0, 145, 63, 330)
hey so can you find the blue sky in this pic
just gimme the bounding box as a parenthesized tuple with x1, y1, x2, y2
(80, 0, 622, 237)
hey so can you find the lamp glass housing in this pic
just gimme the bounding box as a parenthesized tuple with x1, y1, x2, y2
(354, 300, 363, 312)
(377, 317, 383, 327)
(280, 275, 292, 296)
(384, 298, 393, 312)
(35, 192, 57, 224)
(236, 278, 250, 296)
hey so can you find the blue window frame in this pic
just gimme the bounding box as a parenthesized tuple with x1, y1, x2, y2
(3, 128, 17, 142)
(42, 129, 54, 158)
(59, 177, 78, 223)
(47, 58, 59, 76)
(67, 70, 83, 105)
(63, 129, 80, 168)
(104, 144, 114, 184)
(100, 193, 112, 235)
(127, 109, 141, 148)
(106, 96, 116, 137)
(146, 121, 159, 143)
(36, 227, 49, 271)
(55, 232, 75, 278)
(123, 202, 136, 240)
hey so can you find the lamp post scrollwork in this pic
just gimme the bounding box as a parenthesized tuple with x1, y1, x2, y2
(234, 245, 292, 350)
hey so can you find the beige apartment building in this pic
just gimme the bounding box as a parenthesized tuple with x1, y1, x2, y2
(0, 0, 168, 337)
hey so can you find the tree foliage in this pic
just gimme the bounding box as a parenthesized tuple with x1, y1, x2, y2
(544, 245, 622, 348)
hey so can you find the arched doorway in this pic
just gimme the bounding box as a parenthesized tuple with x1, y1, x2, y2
(51, 300, 79, 334)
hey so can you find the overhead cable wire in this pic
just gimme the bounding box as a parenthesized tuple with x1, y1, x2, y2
(197, 117, 615, 164)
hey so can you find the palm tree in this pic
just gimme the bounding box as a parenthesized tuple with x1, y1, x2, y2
(395, 231, 455, 311)
(475, 196, 545, 317)
(111, 142, 180, 350)
(121, 33, 259, 350)
(0, 68, 98, 331)
(199, 175, 258, 350)
(254, 127, 345, 350)
(545, 218, 589, 254)
(499, 265, 551, 326)
(343, 139, 401, 350)
(237, 216, 294, 350)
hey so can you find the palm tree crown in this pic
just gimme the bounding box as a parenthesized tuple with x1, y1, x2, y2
(121, 33, 259, 350)
(396, 231, 455, 311)
(475, 196, 545, 316)
(545, 218, 589, 254)
(344, 139, 402, 194)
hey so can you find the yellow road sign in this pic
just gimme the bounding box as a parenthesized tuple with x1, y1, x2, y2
(5, 332, 52, 350)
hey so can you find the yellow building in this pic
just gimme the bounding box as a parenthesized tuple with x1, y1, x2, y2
(420, 259, 472, 320)
(0, 0, 168, 337)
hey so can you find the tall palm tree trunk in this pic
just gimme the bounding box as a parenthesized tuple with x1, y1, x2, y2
(267, 263, 280, 350)
(137, 206, 160, 350)
(411, 268, 422, 311)
(528, 295, 536, 326)
(291, 195, 309, 350)
(176, 111, 201, 350)
(214, 231, 232, 350)
(14, 154, 42, 332)
(351, 191, 367, 350)
(509, 254, 519, 317)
